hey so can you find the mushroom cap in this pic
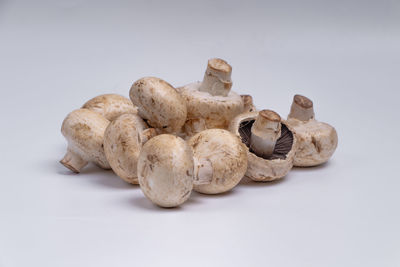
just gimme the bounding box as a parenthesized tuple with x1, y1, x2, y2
(138, 134, 194, 207)
(188, 129, 247, 194)
(229, 112, 297, 181)
(130, 77, 187, 133)
(103, 113, 149, 184)
(61, 109, 110, 169)
(178, 82, 243, 130)
(82, 94, 137, 121)
(286, 118, 338, 167)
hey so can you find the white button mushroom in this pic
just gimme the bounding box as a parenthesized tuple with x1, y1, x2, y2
(286, 95, 338, 167)
(60, 109, 111, 173)
(229, 110, 298, 181)
(103, 113, 156, 184)
(188, 129, 248, 194)
(177, 58, 244, 136)
(129, 77, 187, 134)
(137, 134, 194, 208)
(82, 94, 137, 121)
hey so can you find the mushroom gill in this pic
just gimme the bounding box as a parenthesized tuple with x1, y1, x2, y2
(239, 119, 294, 160)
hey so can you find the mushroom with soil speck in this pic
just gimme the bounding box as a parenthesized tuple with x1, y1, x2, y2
(60, 109, 110, 173)
(103, 113, 156, 184)
(188, 129, 248, 194)
(138, 134, 194, 208)
(177, 58, 244, 136)
(286, 94, 338, 167)
(129, 77, 187, 134)
(82, 94, 137, 121)
(229, 110, 297, 181)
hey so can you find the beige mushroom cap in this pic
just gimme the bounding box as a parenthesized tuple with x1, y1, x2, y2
(188, 129, 248, 194)
(103, 113, 156, 184)
(286, 94, 338, 167)
(138, 134, 194, 208)
(286, 118, 338, 167)
(82, 94, 137, 121)
(60, 108, 110, 173)
(178, 82, 243, 130)
(130, 77, 187, 134)
(229, 112, 297, 181)
(177, 58, 244, 135)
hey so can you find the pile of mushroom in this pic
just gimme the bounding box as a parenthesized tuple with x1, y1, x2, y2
(59, 58, 338, 208)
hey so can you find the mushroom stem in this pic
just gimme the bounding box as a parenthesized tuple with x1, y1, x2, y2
(241, 94, 256, 113)
(288, 94, 315, 121)
(60, 149, 88, 173)
(250, 110, 282, 157)
(193, 157, 213, 185)
(199, 58, 232, 97)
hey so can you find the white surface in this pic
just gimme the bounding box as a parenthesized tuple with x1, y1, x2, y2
(1, 0, 399, 266)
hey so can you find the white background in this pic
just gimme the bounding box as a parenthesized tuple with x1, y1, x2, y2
(0, 0, 399, 266)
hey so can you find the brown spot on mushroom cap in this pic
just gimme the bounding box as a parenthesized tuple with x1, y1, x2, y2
(259, 109, 281, 122)
(293, 94, 313, 109)
(311, 136, 321, 153)
(208, 58, 232, 73)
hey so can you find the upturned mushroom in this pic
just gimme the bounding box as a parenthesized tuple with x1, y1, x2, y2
(177, 58, 244, 136)
(82, 94, 137, 121)
(229, 110, 297, 181)
(286, 94, 338, 167)
(137, 134, 194, 208)
(188, 129, 248, 194)
(60, 109, 110, 173)
(103, 113, 156, 184)
(129, 77, 187, 134)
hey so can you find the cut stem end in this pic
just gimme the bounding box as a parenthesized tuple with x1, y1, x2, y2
(199, 58, 232, 97)
(288, 94, 315, 121)
(60, 150, 88, 173)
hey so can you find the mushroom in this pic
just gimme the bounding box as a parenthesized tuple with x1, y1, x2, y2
(229, 110, 297, 181)
(177, 58, 244, 136)
(103, 113, 156, 184)
(241, 94, 257, 113)
(188, 129, 248, 194)
(82, 94, 137, 121)
(286, 94, 338, 167)
(137, 134, 194, 208)
(60, 109, 111, 173)
(129, 77, 187, 134)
